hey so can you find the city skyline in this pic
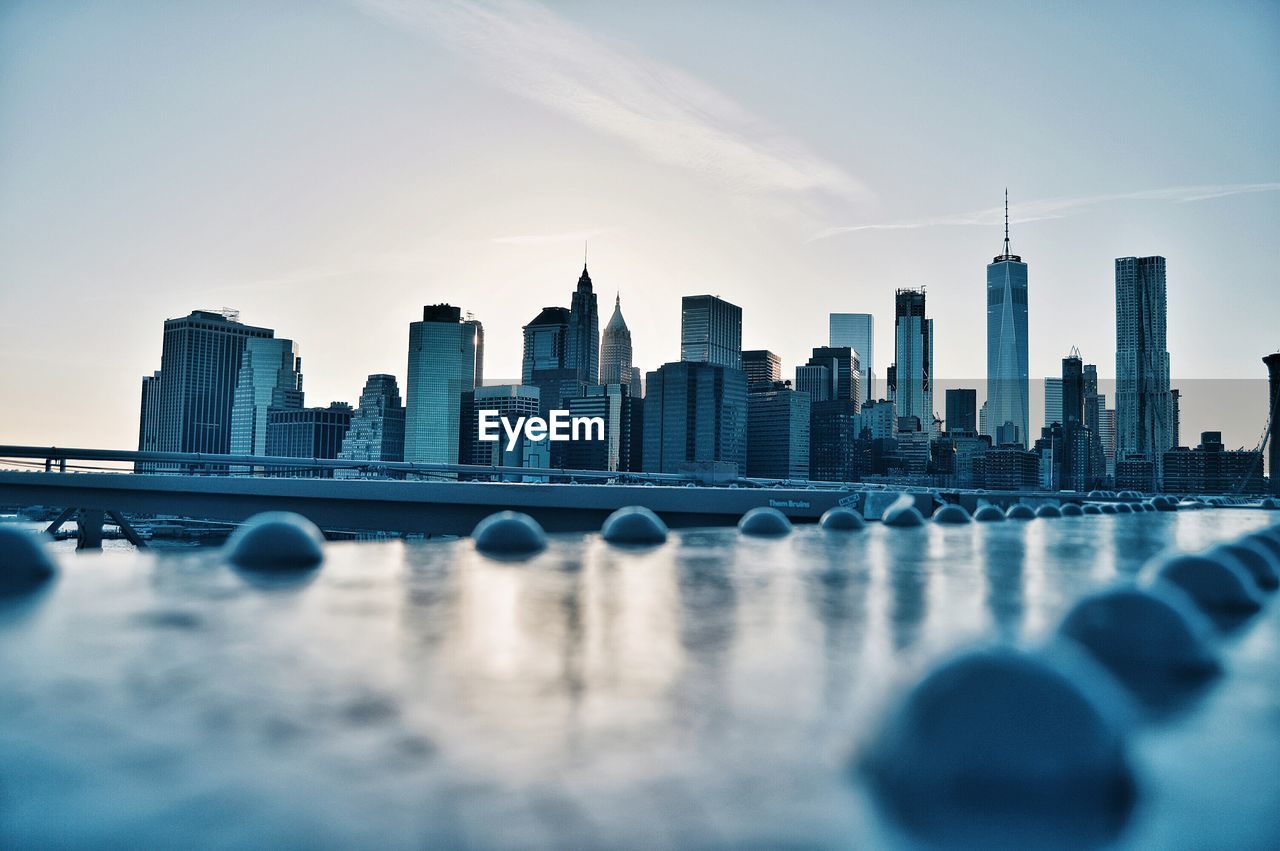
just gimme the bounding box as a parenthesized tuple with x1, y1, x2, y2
(2, 1, 1277, 454)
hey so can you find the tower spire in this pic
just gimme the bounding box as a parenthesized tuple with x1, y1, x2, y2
(1004, 187, 1010, 255)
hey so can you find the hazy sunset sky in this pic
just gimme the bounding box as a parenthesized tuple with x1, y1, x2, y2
(2, 0, 1277, 450)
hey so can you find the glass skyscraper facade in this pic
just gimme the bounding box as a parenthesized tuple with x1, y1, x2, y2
(265, 403, 353, 477)
(680, 295, 742, 369)
(140, 309, 275, 469)
(747, 384, 810, 480)
(643, 361, 747, 475)
(986, 206, 1029, 448)
(1115, 255, 1172, 483)
(945, 388, 977, 433)
(405, 304, 481, 467)
(742, 350, 781, 388)
(829, 313, 874, 401)
(229, 338, 304, 458)
(890, 288, 933, 439)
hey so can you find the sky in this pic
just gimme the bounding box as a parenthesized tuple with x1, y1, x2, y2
(2, 0, 1278, 452)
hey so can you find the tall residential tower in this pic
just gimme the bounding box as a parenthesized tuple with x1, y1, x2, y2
(1115, 256, 1173, 483)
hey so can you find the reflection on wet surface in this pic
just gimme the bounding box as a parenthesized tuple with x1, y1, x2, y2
(1, 511, 1279, 848)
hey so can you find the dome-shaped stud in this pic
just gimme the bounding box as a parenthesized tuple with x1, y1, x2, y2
(820, 507, 865, 531)
(1258, 497, 1279, 511)
(1100, 504, 1119, 515)
(973, 505, 1005, 522)
(738, 506, 792, 536)
(1246, 532, 1280, 564)
(1145, 552, 1263, 630)
(860, 646, 1135, 847)
(0, 526, 58, 596)
(1035, 504, 1062, 519)
(601, 506, 668, 545)
(883, 497, 926, 528)
(472, 511, 547, 558)
(1062, 503, 1085, 517)
(1153, 497, 1177, 512)
(1059, 586, 1219, 710)
(1006, 504, 1036, 520)
(225, 512, 325, 571)
(933, 504, 971, 525)
(1083, 504, 1103, 515)
(1212, 541, 1279, 592)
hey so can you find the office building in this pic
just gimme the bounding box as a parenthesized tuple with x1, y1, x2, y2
(806, 346, 860, 404)
(1100, 407, 1117, 478)
(565, 384, 641, 473)
(1170, 388, 1182, 449)
(464, 384, 542, 473)
(336, 374, 405, 476)
(522, 306, 582, 413)
(643, 361, 747, 475)
(986, 192, 1030, 448)
(889, 288, 933, 440)
(681, 295, 742, 369)
(974, 446, 1040, 490)
(945, 388, 977, 433)
(1044, 377, 1063, 430)
(265, 403, 353, 476)
(136, 371, 163, 469)
(855, 398, 897, 441)
(1116, 255, 1173, 484)
(809, 400, 859, 482)
(1267, 353, 1280, 494)
(405, 304, 481, 467)
(829, 312, 874, 401)
(742, 350, 782, 389)
(599, 294, 633, 386)
(1163, 432, 1264, 495)
(795, 364, 832, 402)
(140, 309, 275, 466)
(229, 338, 304, 459)
(567, 264, 600, 384)
(747, 381, 810, 480)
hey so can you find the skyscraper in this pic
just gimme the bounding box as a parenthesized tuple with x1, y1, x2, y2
(890, 288, 933, 439)
(405, 304, 481, 467)
(599, 294, 633, 386)
(465, 384, 541, 472)
(142, 309, 275, 467)
(1115, 256, 1173, 482)
(986, 192, 1029, 447)
(795, 364, 831, 402)
(806, 346, 860, 405)
(522, 306, 583, 421)
(1100, 407, 1117, 478)
(945, 388, 977, 433)
(1265, 353, 1280, 494)
(336, 374, 406, 476)
(1170, 388, 1182, 449)
(681, 295, 742, 369)
(742, 350, 781, 388)
(829, 313, 874, 401)
(567, 264, 599, 384)
(747, 383, 810, 480)
(1062, 349, 1084, 426)
(229, 338, 304, 458)
(1044, 378, 1063, 429)
(643, 361, 747, 475)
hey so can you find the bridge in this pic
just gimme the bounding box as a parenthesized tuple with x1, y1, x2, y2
(0, 445, 891, 547)
(3, 444, 1245, 550)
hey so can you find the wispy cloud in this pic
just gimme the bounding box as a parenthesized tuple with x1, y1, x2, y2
(809, 182, 1280, 242)
(491, 226, 618, 246)
(354, 0, 869, 206)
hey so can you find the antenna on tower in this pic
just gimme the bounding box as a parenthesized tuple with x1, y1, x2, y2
(1004, 188, 1010, 255)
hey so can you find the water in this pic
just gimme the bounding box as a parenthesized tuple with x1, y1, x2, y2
(1, 510, 1278, 848)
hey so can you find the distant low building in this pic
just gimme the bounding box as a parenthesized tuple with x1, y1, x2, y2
(746, 381, 809, 480)
(1162, 432, 1264, 495)
(1115, 456, 1156, 493)
(266, 403, 353, 477)
(974, 446, 1039, 490)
